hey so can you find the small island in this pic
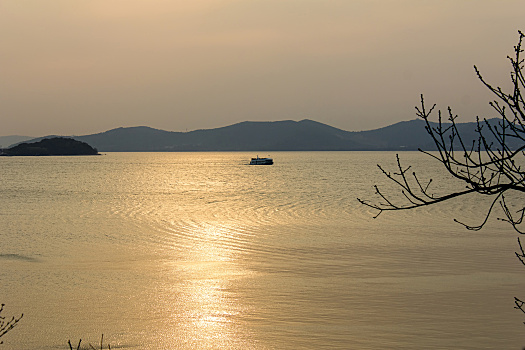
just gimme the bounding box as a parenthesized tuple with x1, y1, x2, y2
(1, 137, 99, 156)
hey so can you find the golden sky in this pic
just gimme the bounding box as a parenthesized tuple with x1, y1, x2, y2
(1, 0, 524, 136)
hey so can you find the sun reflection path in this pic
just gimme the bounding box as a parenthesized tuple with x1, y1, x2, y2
(160, 222, 256, 349)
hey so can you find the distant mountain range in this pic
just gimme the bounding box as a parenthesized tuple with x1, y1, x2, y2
(0, 135, 34, 147)
(1, 118, 514, 152)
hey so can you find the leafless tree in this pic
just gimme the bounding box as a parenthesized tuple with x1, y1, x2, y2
(358, 30, 525, 318)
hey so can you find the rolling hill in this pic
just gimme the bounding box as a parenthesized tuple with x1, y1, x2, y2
(6, 118, 514, 152)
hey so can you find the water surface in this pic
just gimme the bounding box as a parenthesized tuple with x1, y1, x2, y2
(1, 152, 523, 349)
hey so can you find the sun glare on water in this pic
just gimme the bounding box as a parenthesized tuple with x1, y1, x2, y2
(157, 222, 255, 349)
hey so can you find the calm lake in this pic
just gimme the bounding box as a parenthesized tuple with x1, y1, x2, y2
(1, 152, 524, 349)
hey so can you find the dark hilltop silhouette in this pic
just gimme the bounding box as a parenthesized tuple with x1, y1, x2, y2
(5, 118, 513, 152)
(1, 137, 99, 156)
(71, 119, 508, 152)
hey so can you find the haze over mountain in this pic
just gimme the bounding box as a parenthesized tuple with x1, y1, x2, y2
(0, 135, 34, 147)
(5, 118, 512, 152)
(2, 1, 523, 138)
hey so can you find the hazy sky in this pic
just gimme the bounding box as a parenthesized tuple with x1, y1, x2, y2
(2, 0, 524, 136)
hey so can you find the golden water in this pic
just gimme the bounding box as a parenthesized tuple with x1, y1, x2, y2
(0, 152, 523, 349)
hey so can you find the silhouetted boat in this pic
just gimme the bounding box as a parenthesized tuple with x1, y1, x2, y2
(250, 156, 273, 165)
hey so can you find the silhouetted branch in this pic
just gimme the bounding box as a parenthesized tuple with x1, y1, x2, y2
(359, 32, 525, 232)
(68, 334, 111, 350)
(359, 30, 525, 326)
(0, 304, 23, 345)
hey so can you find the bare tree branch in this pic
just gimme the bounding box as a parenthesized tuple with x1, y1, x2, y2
(359, 30, 525, 325)
(0, 304, 23, 345)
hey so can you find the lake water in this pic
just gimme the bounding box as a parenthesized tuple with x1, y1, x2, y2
(1, 152, 524, 349)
